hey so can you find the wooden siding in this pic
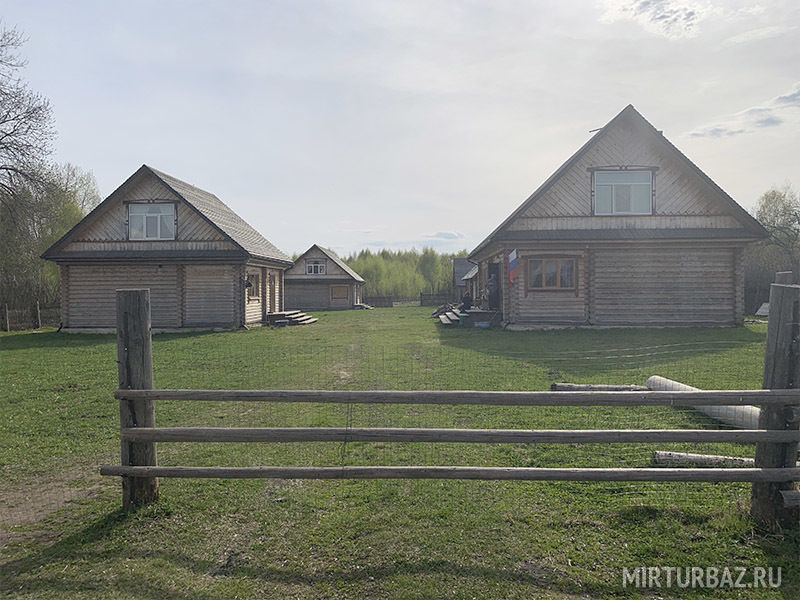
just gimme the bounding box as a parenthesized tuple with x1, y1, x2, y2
(65, 264, 179, 328)
(507, 214, 741, 231)
(511, 253, 588, 325)
(183, 265, 236, 327)
(284, 247, 352, 280)
(591, 247, 736, 326)
(245, 266, 262, 324)
(61, 174, 234, 253)
(508, 115, 737, 227)
(285, 281, 358, 311)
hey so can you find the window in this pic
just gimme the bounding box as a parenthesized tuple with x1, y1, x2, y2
(528, 258, 576, 290)
(129, 203, 175, 240)
(246, 273, 260, 300)
(306, 259, 326, 275)
(331, 285, 349, 300)
(593, 170, 652, 215)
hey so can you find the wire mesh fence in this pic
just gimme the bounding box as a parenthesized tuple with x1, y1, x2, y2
(0, 311, 774, 548)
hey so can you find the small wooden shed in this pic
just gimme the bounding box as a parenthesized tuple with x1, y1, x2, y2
(284, 245, 365, 310)
(42, 165, 293, 331)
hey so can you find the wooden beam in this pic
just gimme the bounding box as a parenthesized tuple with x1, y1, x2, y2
(653, 451, 756, 468)
(116, 289, 158, 509)
(120, 427, 800, 444)
(781, 490, 800, 507)
(753, 281, 800, 530)
(114, 388, 800, 407)
(100, 465, 800, 482)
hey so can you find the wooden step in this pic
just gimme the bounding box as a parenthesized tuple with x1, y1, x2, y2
(438, 314, 454, 326)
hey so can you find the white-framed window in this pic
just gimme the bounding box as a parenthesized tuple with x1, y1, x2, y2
(306, 259, 326, 275)
(128, 203, 176, 240)
(593, 170, 653, 215)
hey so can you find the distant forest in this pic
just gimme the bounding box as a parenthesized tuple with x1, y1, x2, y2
(293, 248, 469, 298)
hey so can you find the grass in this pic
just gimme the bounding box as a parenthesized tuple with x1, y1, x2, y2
(0, 307, 797, 599)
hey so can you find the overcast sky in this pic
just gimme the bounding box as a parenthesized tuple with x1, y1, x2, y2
(5, 0, 799, 256)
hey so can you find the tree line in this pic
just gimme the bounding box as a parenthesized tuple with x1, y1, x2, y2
(1, 24, 799, 317)
(0, 27, 100, 309)
(342, 248, 468, 298)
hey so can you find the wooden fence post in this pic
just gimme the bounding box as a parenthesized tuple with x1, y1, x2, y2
(116, 289, 158, 509)
(752, 281, 800, 529)
(4, 303, 9, 332)
(35, 300, 41, 329)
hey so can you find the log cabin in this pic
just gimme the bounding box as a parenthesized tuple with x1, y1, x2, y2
(468, 105, 768, 328)
(42, 165, 293, 331)
(284, 245, 364, 310)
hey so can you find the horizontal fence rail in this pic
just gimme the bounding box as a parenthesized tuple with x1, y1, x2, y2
(100, 465, 800, 483)
(119, 427, 800, 444)
(115, 389, 800, 407)
(107, 287, 800, 528)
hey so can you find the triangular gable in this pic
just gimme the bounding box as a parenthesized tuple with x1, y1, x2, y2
(286, 244, 365, 282)
(469, 105, 767, 258)
(43, 166, 291, 264)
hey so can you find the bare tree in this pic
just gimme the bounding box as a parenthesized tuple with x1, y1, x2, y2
(0, 26, 55, 220)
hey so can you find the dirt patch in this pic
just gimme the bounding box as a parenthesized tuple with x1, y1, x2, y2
(0, 466, 105, 547)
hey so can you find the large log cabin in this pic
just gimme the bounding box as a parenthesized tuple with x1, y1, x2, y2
(42, 165, 293, 331)
(468, 105, 767, 327)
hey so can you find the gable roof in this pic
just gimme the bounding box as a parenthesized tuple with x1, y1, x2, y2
(453, 258, 474, 286)
(469, 105, 767, 258)
(297, 244, 365, 282)
(462, 264, 478, 281)
(43, 165, 292, 264)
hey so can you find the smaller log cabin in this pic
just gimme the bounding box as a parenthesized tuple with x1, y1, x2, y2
(284, 245, 364, 310)
(469, 105, 768, 328)
(42, 165, 293, 331)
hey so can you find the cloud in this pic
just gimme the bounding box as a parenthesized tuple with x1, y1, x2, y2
(721, 25, 797, 46)
(689, 82, 800, 137)
(599, 0, 710, 39)
(423, 231, 465, 240)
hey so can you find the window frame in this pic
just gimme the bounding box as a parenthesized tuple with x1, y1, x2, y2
(246, 273, 260, 301)
(127, 201, 177, 241)
(527, 257, 577, 292)
(591, 168, 655, 216)
(330, 285, 349, 301)
(306, 259, 327, 275)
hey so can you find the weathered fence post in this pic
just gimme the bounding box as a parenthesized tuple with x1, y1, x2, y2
(116, 289, 158, 509)
(3, 303, 9, 331)
(35, 300, 41, 329)
(751, 279, 800, 529)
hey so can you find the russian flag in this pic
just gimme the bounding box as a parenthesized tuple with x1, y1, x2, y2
(508, 249, 519, 285)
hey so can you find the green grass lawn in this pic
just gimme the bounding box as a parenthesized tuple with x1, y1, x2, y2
(1, 307, 797, 599)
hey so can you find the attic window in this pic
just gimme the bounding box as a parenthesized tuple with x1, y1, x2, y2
(593, 170, 653, 215)
(306, 259, 326, 275)
(129, 203, 176, 240)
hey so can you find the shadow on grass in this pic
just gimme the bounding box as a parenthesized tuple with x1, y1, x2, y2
(0, 328, 223, 352)
(2, 500, 797, 599)
(0, 506, 613, 598)
(436, 324, 765, 378)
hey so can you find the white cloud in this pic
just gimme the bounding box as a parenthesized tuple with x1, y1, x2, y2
(688, 82, 800, 137)
(721, 25, 797, 46)
(599, 0, 712, 39)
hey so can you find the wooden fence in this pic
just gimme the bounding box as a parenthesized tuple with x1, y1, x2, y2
(3, 301, 59, 331)
(102, 285, 800, 529)
(419, 292, 452, 306)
